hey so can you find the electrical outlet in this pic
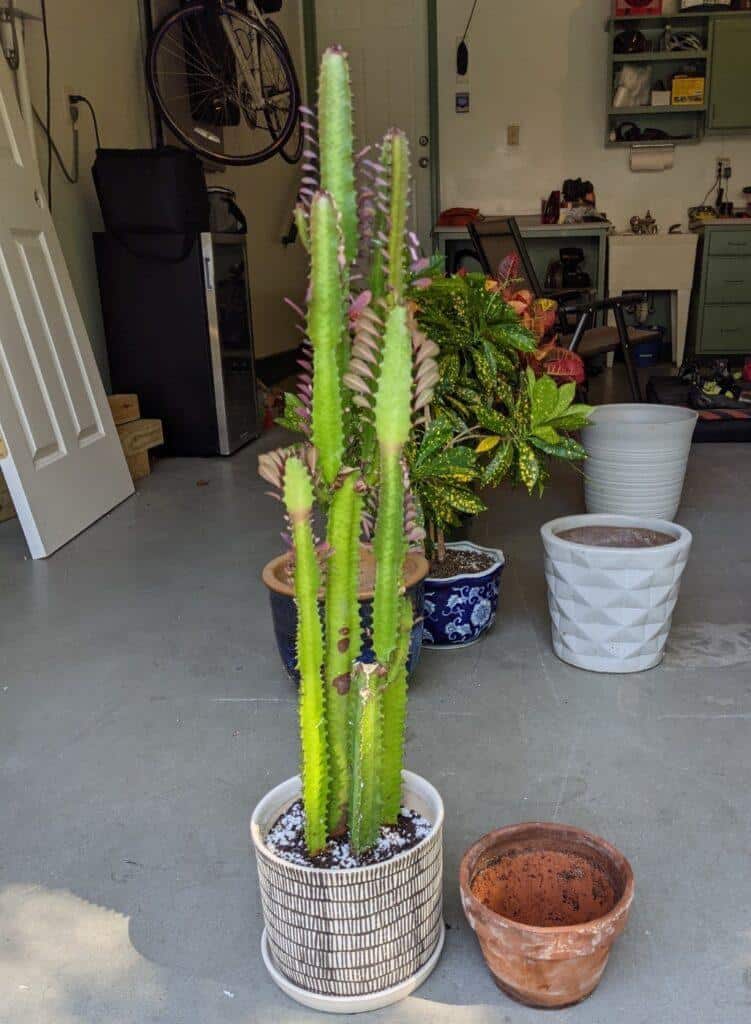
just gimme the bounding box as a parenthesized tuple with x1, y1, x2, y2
(507, 124, 520, 146)
(64, 85, 79, 123)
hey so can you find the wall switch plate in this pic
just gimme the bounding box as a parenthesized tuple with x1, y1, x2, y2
(507, 123, 520, 146)
(456, 92, 470, 114)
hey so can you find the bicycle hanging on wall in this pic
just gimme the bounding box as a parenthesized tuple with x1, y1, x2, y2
(146, 0, 303, 166)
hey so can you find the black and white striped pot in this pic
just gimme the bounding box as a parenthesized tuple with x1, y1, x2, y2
(250, 771, 445, 1014)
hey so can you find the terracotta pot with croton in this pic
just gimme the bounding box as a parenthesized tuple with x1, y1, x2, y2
(263, 546, 429, 678)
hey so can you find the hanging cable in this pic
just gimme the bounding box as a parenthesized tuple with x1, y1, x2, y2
(40, 0, 52, 211)
(32, 104, 78, 184)
(460, 0, 480, 44)
(457, 1, 480, 77)
(69, 94, 101, 149)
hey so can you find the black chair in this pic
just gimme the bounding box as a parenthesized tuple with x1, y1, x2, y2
(468, 216, 656, 402)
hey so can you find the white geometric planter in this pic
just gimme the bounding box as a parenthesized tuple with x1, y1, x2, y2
(541, 514, 692, 674)
(581, 404, 698, 520)
(251, 771, 444, 1014)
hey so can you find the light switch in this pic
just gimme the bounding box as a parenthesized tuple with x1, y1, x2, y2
(507, 124, 520, 146)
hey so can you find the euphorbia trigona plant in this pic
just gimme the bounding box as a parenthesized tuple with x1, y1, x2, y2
(259, 48, 437, 854)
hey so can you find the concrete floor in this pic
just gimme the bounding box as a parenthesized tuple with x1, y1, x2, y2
(2, 373, 751, 1023)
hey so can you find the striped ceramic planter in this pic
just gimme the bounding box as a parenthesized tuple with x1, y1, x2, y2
(251, 771, 445, 1013)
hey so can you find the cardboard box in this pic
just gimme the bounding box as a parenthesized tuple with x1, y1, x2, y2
(651, 89, 672, 107)
(671, 76, 705, 106)
(615, 0, 662, 15)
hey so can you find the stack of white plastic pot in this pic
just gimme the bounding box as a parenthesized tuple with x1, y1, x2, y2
(580, 404, 698, 521)
(541, 404, 698, 675)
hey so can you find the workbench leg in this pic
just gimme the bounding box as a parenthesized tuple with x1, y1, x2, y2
(673, 289, 690, 367)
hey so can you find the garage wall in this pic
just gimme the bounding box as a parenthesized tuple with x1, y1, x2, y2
(437, 0, 751, 231)
(221, 3, 308, 362)
(24, 0, 153, 386)
(22, 1, 307, 385)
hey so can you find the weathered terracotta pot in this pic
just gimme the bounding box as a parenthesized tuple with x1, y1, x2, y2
(459, 822, 634, 1009)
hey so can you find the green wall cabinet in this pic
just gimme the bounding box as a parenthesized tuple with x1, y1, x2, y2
(687, 225, 751, 358)
(606, 12, 751, 146)
(708, 17, 751, 133)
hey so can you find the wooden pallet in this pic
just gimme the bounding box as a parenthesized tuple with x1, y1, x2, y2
(108, 394, 164, 483)
(0, 398, 162, 521)
(0, 472, 15, 523)
(0, 435, 15, 522)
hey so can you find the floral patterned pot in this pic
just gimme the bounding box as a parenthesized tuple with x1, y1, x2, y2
(422, 542, 505, 649)
(263, 547, 429, 680)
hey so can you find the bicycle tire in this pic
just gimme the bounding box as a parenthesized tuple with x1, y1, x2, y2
(264, 19, 303, 164)
(146, 2, 298, 167)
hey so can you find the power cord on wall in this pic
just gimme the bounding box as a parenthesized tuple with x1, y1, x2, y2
(32, 104, 78, 183)
(40, 0, 51, 210)
(31, 94, 102, 187)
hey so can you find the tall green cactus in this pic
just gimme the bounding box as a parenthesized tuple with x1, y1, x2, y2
(318, 47, 358, 266)
(262, 47, 438, 856)
(283, 456, 328, 854)
(372, 305, 412, 664)
(308, 192, 345, 485)
(324, 473, 363, 834)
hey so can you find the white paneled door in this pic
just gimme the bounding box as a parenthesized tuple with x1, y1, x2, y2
(0, 55, 133, 559)
(314, 0, 433, 250)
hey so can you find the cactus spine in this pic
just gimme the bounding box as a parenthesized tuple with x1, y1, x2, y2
(262, 47, 438, 856)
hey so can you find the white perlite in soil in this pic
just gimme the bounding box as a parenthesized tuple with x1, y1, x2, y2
(265, 799, 433, 869)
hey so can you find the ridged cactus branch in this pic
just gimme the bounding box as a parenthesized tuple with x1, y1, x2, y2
(308, 192, 345, 484)
(283, 456, 328, 854)
(323, 473, 363, 834)
(349, 662, 385, 852)
(385, 130, 410, 304)
(380, 596, 413, 822)
(372, 304, 412, 664)
(319, 47, 358, 266)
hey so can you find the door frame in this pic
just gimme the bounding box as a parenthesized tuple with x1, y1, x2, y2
(301, 0, 440, 235)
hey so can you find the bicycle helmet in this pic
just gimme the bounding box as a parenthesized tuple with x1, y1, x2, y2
(614, 30, 649, 54)
(662, 27, 703, 51)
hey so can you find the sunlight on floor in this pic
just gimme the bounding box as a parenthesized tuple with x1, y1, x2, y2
(1, 884, 160, 1024)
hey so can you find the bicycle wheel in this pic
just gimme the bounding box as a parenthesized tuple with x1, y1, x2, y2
(264, 19, 303, 164)
(147, 2, 298, 166)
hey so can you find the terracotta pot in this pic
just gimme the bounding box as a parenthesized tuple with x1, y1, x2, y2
(262, 545, 429, 680)
(459, 822, 634, 1009)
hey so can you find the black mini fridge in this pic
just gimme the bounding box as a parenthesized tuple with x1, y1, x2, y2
(95, 231, 259, 456)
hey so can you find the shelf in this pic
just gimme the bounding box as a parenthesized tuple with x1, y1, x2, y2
(609, 11, 750, 25)
(613, 50, 708, 61)
(606, 136, 702, 148)
(609, 104, 706, 115)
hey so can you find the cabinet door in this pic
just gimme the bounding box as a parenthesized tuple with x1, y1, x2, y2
(708, 18, 751, 132)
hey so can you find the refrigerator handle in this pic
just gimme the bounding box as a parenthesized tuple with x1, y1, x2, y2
(203, 250, 215, 291)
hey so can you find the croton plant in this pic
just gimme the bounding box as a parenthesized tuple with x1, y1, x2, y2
(407, 263, 592, 553)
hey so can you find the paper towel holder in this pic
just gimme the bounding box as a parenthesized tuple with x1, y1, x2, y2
(629, 142, 675, 172)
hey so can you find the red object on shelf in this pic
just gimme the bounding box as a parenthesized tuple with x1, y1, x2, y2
(614, 0, 662, 15)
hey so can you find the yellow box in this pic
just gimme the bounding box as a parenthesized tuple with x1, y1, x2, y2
(671, 76, 705, 106)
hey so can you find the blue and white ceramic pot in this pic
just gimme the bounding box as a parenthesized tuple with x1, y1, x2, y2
(422, 541, 505, 649)
(263, 546, 430, 681)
